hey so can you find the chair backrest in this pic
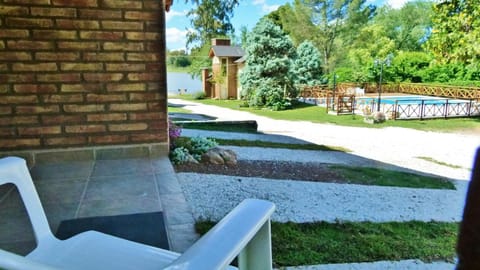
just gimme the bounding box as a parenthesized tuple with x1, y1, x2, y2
(0, 157, 55, 246)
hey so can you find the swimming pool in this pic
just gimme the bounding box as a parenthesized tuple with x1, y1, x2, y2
(356, 95, 479, 119)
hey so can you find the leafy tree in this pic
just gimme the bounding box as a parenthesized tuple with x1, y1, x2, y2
(425, 0, 480, 65)
(167, 50, 191, 67)
(373, 1, 433, 51)
(240, 18, 296, 110)
(185, 0, 240, 49)
(294, 41, 324, 85)
(187, 44, 211, 78)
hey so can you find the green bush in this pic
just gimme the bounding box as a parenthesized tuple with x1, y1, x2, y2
(193, 91, 206, 100)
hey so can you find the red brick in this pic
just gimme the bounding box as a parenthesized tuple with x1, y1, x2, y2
(0, 74, 35, 83)
(41, 115, 85, 124)
(129, 112, 164, 120)
(2, 139, 41, 148)
(0, 127, 16, 137)
(18, 126, 61, 136)
(145, 22, 160, 32)
(148, 101, 165, 111)
(7, 40, 54, 50)
(0, 29, 29, 38)
(0, 6, 29, 16)
(102, 21, 143, 30)
(0, 106, 12, 115)
(106, 63, 145, 72)
(0, 85, 9, 94)
(45, 137, 87, 146)
(86, 93, 126, 102)
(12, 63, 58, 72)
(16, 105, 60, 114)
(64, 104, 105, 112)
(58, 41, 100, 50)
(124, 11, 157, 21)
(103, 42, 144, 51)
(145, 41, 162, 52)
(61, 63, 103, 71)
(0, 52, 31, 61)
(0, 95, 38, 104)
(66, 124, 106, 133)
(4, 0, 50, 5)
(109, 103, 147, 111)
(109, 123, 148, 131)
(79, 9, 122, 19)
(87, 113, 127, 122)
(106, 83, 145, 92)
(126, 32, 159, 41)
(101, 0, 142, 9)
(127, 53, 160, 61)
(35, 52, 80, 61)
(130, 133, 166, 143)
(52, 0, 98, 7)
(127, 73, 161, 81)
(6, 18, 54, 28)
(31, 7, 77, 17)
(33, 30, 77, 40)
(129, 92, 162, 101)
(149, 121, 166, 130)
(143, 1, 161, 10)
(0, 64, 7, 71)
(0, 41, 4, 50)
(43, 94, 84, 103)
(0, 116, 39, 125)
(14, 84, 58, 94)
(61, 84, 102, 92)
(56, 19, 100, 29)
(80, 31, 123, 40)
(37, 73, 81, 82)
(146, 63, 163, 71)
(83, 53, 125, 61)
(88, 135, 128, 144)
(83, 73, 123, 82)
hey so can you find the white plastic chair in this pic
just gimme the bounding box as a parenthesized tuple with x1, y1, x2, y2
(0, 156, 275, 270)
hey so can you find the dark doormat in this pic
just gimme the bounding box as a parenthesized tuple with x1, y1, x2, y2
(55, 212, 169, 250)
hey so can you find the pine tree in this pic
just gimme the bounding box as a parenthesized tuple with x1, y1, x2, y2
(294, 41, 323, 85)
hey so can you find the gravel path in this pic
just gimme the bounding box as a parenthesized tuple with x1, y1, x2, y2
(178, 173, 467, 223)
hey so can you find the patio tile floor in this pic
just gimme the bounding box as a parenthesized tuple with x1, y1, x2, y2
(0, 147, 197, 256)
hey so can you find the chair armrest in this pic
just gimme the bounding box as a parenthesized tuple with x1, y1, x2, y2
(164, 199, 275, 270)
(0, 249, 60, 270)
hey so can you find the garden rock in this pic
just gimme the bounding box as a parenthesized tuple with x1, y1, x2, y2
(202, 147, 237, 165)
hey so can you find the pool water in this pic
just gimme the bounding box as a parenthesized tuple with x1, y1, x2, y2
(358, 96, 470, 105)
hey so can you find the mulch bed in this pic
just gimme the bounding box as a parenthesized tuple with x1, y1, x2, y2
(174, 160, 349, 184)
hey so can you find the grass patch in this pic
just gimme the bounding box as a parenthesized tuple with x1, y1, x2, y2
(176, 97, 480, 132)
(417, 156, 465, 169)
(168, 105, 191, 113)
(332, 165, 456, 189)
(196, 221, 458, 266)
(213, 138, 350, 152)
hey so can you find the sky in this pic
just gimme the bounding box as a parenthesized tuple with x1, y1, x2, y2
(166, 0, 412, 51)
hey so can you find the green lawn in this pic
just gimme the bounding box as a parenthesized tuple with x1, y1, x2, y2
(172, 97, 480, 132)
(196, 221, 458, 267)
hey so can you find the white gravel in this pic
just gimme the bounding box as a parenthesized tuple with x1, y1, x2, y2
(178, 173, 468, 223)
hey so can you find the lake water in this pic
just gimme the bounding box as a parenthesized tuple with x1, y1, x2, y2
(167, 72, 202, 95)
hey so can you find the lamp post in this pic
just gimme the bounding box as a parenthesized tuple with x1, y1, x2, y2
(374, 54, 393, 112)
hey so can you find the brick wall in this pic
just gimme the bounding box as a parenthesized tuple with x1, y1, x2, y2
(0, 0, 168, 151)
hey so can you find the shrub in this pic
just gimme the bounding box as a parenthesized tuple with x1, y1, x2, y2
(189, 137, 218, 160)
(170, 147, 191, 165)
(193, 91, 206, 100)
(168, 120, 182, 150)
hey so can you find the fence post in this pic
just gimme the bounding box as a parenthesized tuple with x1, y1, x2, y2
(445, 100, 449, 119)
(420, 100, 425, 120)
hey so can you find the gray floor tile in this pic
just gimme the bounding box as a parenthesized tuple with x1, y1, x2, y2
(160, 193, 195, 225)
(91, 159, 153, 177)
(84, 174, 157, 201)
(0, 240, 36, 256)
(96, 146, 150, 160)
(151, 157, 175, 174)
(30, 161, 93, 182)
(167, 223, 199, 253)
(156, 173, 182, 195)
(77, 197, 162, 218)
(35, 179, 87, 205)
(43, 202, 79, 233)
